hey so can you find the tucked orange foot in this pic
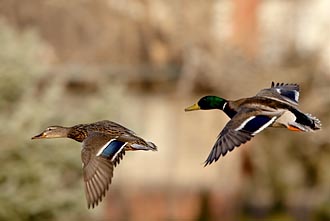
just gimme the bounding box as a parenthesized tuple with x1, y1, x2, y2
(287, 125, 302, 132)
(184, 82, 321, 166)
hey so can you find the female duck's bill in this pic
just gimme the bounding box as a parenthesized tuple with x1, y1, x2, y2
(31, 126, 70, 139)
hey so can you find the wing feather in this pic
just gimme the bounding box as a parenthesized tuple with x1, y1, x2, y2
(256, 82, 300, 105)
(204, 110, 277, 166)
(81, 133, 127, 209)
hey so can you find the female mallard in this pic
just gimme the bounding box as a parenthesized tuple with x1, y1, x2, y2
(31, 120, 157, 208)
(185, 82, 321, 166)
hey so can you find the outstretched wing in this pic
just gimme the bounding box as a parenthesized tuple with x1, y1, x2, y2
(81, 133, 126, 209)
(204, 112, 277, 166)
(256, 82, 300, 106)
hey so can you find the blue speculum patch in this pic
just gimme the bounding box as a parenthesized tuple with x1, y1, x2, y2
(242, 116, 271, 133)
(280, 90, 297, 102)
(101, 140, 125, 158)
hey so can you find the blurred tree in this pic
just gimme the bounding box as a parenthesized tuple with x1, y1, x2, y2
(0, 22, 92, 221)
(0, 21, 46, 111)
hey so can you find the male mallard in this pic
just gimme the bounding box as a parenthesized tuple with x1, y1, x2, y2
(31, 120, 157, 208)
(185, 82, 321, 166)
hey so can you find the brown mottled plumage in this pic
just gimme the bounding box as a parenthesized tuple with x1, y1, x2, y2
(32, 120, 157, 208)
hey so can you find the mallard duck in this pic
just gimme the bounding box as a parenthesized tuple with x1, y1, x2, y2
(31, 120, 157, 208)
(185, 82, 321, 166)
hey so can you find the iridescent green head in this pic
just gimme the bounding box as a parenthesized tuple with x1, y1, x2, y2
(185, 96, 227, 111)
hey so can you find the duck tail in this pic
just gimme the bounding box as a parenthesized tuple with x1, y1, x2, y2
(130, 141, 158, 151)
(147, 141, 158, 151)
(289, 113, 322, 132)
(306, 113, 322, 130)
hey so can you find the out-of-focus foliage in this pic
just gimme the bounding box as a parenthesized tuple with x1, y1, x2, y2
(0, 21, 46, 111)
(0, 22, 93, 221)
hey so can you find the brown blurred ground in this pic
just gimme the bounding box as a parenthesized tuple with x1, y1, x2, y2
(0, 1, 329, 221)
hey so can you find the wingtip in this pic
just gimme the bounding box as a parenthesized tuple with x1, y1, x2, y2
(271, 82, 300, 88)
(203, 159, 213, 167)
(203, 162, 209, 167)
(87, 201, 99, 209)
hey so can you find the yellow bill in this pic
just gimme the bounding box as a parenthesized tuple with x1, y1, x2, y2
(184, 103, 201, 112)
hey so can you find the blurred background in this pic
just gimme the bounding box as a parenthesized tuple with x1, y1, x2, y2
(0, 0, 329, 220)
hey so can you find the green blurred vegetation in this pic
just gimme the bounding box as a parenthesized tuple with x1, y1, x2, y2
(0, 22, 91, 221)
(0, 22, 44, 111)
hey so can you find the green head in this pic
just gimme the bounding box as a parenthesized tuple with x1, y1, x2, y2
(185, 96, 227, 111)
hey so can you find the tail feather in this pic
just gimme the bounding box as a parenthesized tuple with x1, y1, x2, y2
(288, 122, 314, 132)
(306, 113, 322, 130)
(147, 141, 158, 151)
(290, 113, 321, 132)
(130, 141, 157, 151)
